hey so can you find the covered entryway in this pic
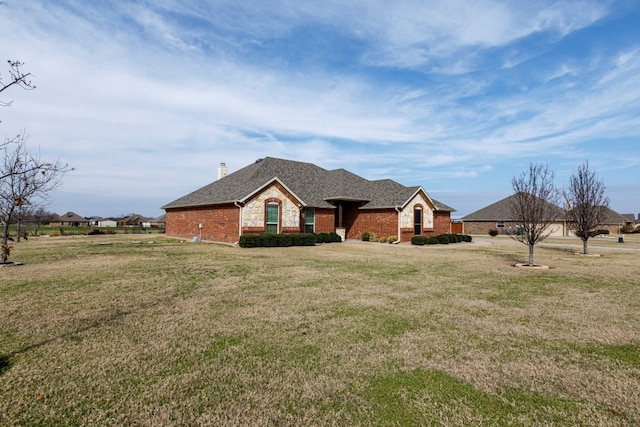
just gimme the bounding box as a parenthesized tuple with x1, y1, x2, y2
(328, 198, 369, 240)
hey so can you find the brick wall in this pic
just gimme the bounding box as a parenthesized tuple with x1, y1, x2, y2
(595, 224, 622, 235)
(166, 204, 240, 243)
(462, 221, 504, 235)
(167, 203, 453, 243)
(399, 228, 414, 242)
(314, 208, 336, 233)
(433, 212, 452, 235)
(462, 221, 567, 236)
(345, 208, 398, 240)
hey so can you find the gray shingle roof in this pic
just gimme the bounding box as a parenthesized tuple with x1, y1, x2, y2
(462, 193, 565, 221)
(55, 211, 87, 222)
(163, 157, 454, 212)
(600, 207, 629, 225)
(622, 213, 636, 224)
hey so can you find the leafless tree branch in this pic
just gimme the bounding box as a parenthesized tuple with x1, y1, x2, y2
(1, 132, 73, 250)
(563, 161, 609, 254)
(1, 60, 36, 107)
(509, 162, 562, 266)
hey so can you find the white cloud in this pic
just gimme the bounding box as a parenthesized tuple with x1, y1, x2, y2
(0, 1, 637, 217)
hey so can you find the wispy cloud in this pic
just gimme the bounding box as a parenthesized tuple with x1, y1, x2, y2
(0, 0, 638, 217)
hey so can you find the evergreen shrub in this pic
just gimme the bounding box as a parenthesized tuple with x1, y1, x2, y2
(239, 233, 316, 248)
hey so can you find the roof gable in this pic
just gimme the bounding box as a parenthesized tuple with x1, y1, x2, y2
(242, 177, 305, 206)
(56, 212, 86, 222)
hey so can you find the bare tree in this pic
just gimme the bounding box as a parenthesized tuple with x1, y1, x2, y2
(563, 161, 610, 255)
(509, 163, 562, 266)
(27, 206, 57, 236)
(1, 57, 65, 261)
(1, 60, 35, 108)
(0, 133, 71, 257)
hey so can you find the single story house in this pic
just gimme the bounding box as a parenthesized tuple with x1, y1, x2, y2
(145, 214, 166, 228)
(118, 214, 149, 227)
(50, 212, 89, 227)
(461, 193, 568, 236)
(88, 217, 117, 227)
(162, 157, 455, 243)
(595, 207, 633, 235)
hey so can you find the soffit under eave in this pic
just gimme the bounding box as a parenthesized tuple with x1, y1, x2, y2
(358, 205, 401, 210)
(162, 200, 241, 210)
(324, 197, 371, 204)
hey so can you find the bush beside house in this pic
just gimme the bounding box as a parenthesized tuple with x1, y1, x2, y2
(239, 232, 342, 247)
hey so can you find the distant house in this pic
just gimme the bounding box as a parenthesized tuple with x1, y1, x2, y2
(622, 213, 636, 226)
(50, 212, 90, 227)
(462, 193, 568, 236)
(147, 214, 166, 228)
(162, 157, 455, 243)
(88, 217, 117, 228)
(118, 214, 148, 227)
(595, 207, 632, 234)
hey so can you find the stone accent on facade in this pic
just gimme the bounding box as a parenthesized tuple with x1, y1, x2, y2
(243, 183, 300, 229)
(399, 193, 435, 229)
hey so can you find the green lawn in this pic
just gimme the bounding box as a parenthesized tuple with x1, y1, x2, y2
(1, 234, 638, 425)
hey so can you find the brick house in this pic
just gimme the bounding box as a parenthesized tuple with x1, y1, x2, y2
(162, 157, 455, 243)
(596, 207, 633, 234)
(50, 211, 89, 227)
(461, 193, 568, 236)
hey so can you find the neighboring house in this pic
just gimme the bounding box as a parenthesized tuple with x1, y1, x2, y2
(50, 212, 89, 227)
(146, 214, 166, 228)
(595, 207, 631, 234)
(562, 206, 630, 236)
(461, 193, 568, 236)
(118, 214, 148, 227)
(162, 157, 455, 243)
(88, 217, 117, 227)
(622, 213, 636, 226)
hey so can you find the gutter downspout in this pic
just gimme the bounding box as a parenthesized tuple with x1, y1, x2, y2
(234, 201, 243, 240)
(395, 206, 402, 243)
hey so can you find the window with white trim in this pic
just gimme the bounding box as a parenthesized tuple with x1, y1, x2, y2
(266, 203, 279, 234)
(304, 209, 315, 233)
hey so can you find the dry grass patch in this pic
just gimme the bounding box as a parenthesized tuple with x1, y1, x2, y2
(0, 234, 639, 425)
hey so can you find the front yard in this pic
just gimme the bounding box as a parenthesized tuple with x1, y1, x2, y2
(1, 234, 638, 425)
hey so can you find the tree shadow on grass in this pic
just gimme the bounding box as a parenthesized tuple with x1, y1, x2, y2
(0, 354, 10, 374)
(491, 251, 526, 265)
(539, 245, 580, 255)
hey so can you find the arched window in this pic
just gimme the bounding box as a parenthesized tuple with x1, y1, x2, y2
(414, 206, 422, 235)
(266, 203, 279, 234)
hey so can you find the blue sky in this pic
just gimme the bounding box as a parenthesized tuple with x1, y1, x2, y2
(1, 1, 639, 219)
